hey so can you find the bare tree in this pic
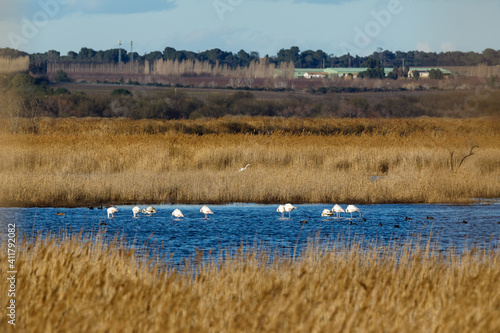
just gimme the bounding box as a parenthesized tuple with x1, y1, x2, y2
(449, 146, 479, 172)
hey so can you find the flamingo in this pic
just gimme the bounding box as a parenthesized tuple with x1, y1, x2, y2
(172, 208, 184, 219)
(239, 164, 250, 172)
(132, 206, 141, 218)
(321, 209, 333, 217)
(277, 205, 286, 219)
(107, 207, 118, 218)
(284, 203, 297, 218)
(332, 204, 345, 218)
(142, 206, 157, 215)
(345, 205, 361, 218)
(200, 205, 214, 219)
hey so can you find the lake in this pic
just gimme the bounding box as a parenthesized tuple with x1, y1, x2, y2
(1, 203, 499, 268)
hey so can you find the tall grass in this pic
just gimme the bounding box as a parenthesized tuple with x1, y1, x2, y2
(48, 58, 295, 79)
(0, 117, 499, 206)
(1, 232, 498, 332)
(0, 56, 29, 74)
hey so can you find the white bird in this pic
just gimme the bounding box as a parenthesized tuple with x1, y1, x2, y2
(107, 207, 118, 218)
(239, 164, 250, 172)
(277, 205, 286, 219)
(142, 206, 157, 215)
(345, 205, 361, 218)
(284, 203, 297, 218)
(132, 206, 141, 218)
(332, 204, 345, 218)
(321, 209, 333, 217)
(172, 208, 184, 219)
(200, 205, 214, 219)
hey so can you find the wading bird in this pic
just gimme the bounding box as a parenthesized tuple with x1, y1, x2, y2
(239, 164, 250, 172)
(284, 203, 297, 218)
(142, 206, 157, 215)
(107, 207, 118, 218)
(277, 205, 286, 219)
(200, 205, 214, 219)
(321, 209, 333, 217)
(132, 206, 141, 218)
(172, 209, 184, 219)
(345, 205, 361, 218)
(332, 204, 345, 218)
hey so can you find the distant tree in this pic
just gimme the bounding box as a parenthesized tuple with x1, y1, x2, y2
(276, 46, 300, 67)
(364, 58, 385, 79)
(163, 47, 177, 60)
(143, 51, 163, 63)
(54, 69, 72, 83)
(412, 70, 420, 79)
(46, 50, 60, 63)
(429, 68, 444, 79)
(482, 48, 498, 65)
(77, 47, 96, 61)
(66, 51, 77, 60)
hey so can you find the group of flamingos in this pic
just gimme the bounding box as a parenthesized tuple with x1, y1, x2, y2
(277, 203, 360, 219)
(106, 204, 361, 219)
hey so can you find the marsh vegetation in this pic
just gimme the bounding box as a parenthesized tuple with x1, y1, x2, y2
(1, 117, 498, 207)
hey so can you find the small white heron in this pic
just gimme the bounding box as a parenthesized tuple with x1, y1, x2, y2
(321, 209, 333, 217)
(132, 206, 141, 218)
(200, 205, 214, 219)
(345, 204, 361, 218)
(142, 206, 157, 215)
(172, 208, 184, 219)
(284, 203, 297, 218)
(332, 204, 345, 218)
(107, 207, 118, 218)
(239, 164, 250, 172)
(277, 205, 286, 218)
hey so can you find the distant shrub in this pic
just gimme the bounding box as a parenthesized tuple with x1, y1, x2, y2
(54, 88, 71, 95)
(111, 88, 133, 97)
(54, 69, 72, 83)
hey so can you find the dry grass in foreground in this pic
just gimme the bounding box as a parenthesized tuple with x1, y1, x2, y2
(0, 117, 499, 206)
(1, 232, 499, 332)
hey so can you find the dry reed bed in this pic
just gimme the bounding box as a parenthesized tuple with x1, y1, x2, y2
(0, 56, 30, 74)
(1, 233, 499, 332)
(0, 117, 499, 206)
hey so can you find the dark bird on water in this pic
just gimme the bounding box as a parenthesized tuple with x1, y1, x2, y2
(404, 217, 412, 220)
(362, 218, 366, 221)
(426, 216, 434, 220)
(56, 212, 65, 216)
(349, 221, 357, 225)
(394, 224, 400, 228)
(377, 223, 382, 227)
(300, 220, 308, 224)
(462, 220, 468, 224)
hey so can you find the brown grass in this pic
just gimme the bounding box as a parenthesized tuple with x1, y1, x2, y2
(1, 232, 499, 332)
(0, 56, 30, 74)
(0, 117, 499, 207)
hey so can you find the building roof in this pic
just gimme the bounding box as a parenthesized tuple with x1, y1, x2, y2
(295, 67, 451, 78)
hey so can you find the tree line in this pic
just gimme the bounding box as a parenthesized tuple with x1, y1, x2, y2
(2, 46, 499, 74)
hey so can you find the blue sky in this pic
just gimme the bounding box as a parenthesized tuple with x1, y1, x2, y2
(1, 0, 499, 57)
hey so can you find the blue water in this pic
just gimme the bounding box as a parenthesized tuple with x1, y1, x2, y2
(1, 203, 499, 268)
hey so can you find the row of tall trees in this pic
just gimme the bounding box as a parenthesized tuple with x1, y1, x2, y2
(23, 46, 500, 70)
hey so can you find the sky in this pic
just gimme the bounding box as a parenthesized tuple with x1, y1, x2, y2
(1, 0, 499, 57)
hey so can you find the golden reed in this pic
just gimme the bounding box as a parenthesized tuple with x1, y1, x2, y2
(0, 117, 499, 206)
(0, 232, 498, 332)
